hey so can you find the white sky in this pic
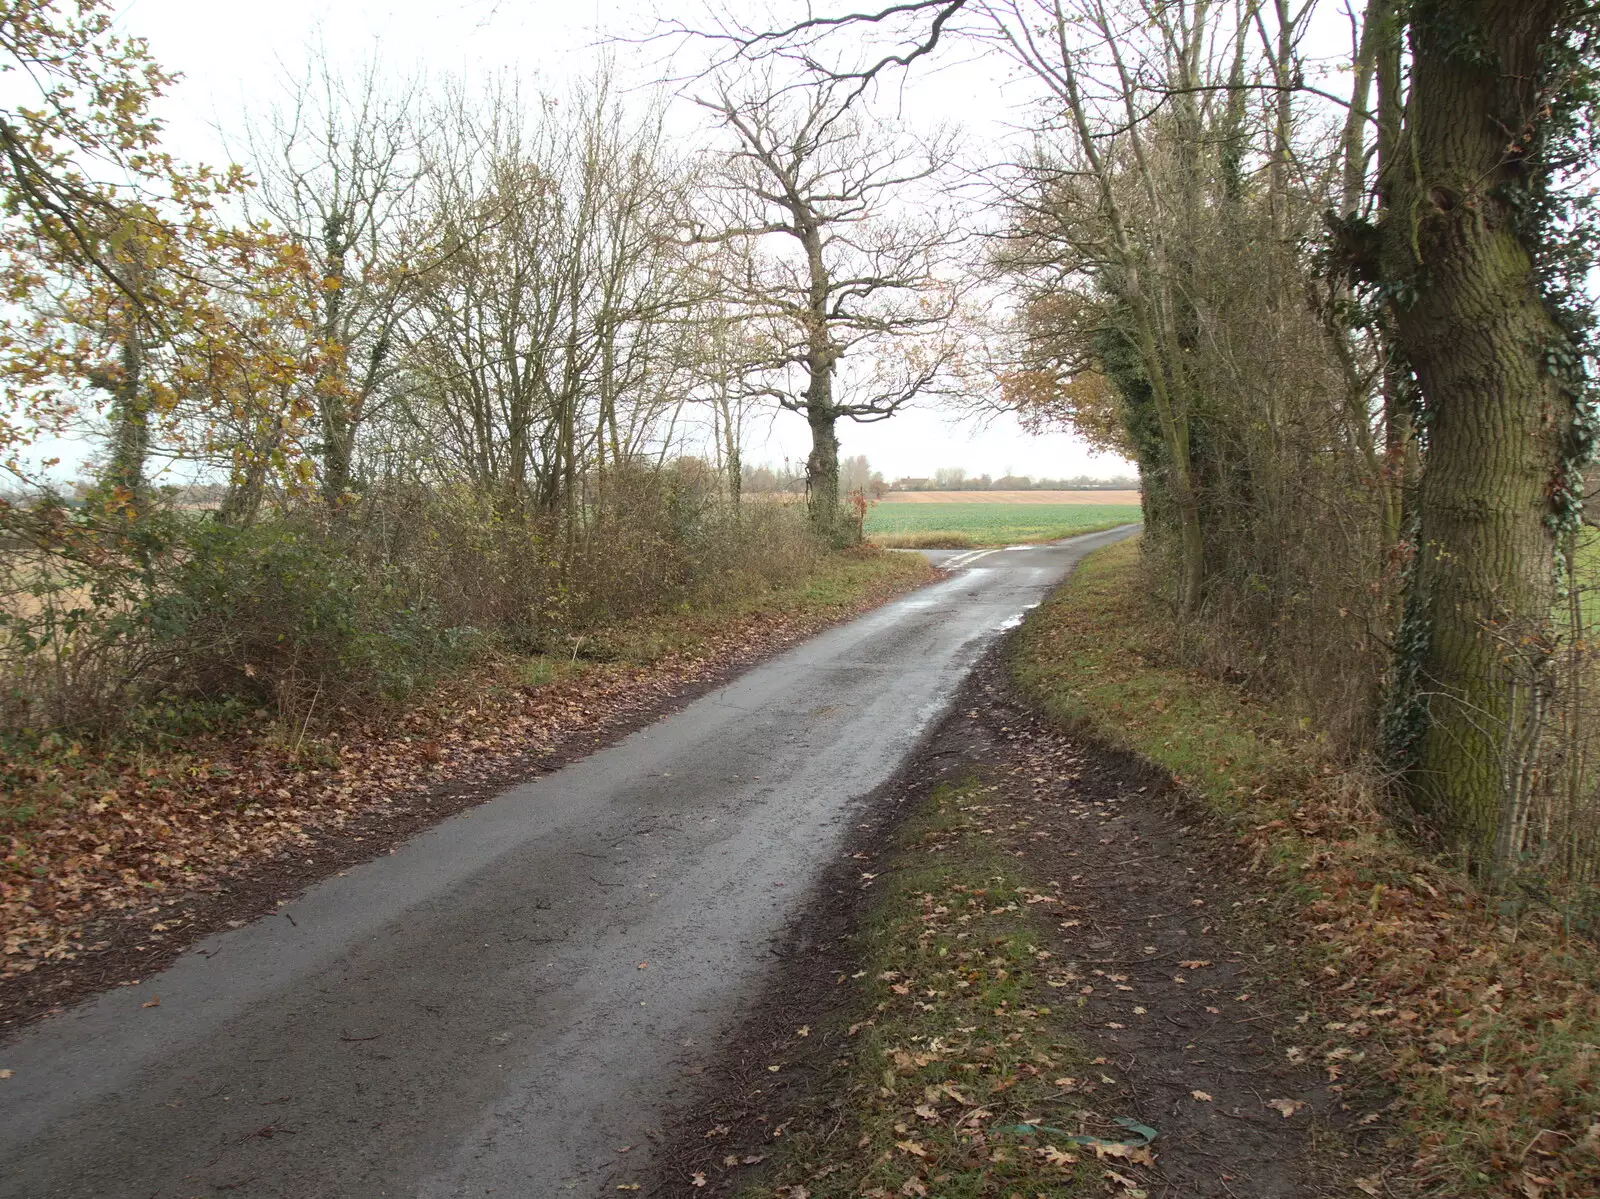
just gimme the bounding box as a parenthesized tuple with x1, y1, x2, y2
(99, 0, 1135, 482)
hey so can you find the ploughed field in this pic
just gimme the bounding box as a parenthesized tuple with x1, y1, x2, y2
(864, 495, 1141, 548)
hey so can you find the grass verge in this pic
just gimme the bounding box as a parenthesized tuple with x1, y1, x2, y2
(1011, 538, 1600, 1198)
(868, 532, 979, 550)
(737, 779, 1148, 1199)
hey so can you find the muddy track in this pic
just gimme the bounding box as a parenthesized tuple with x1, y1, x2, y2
(648, 647, 1390, 1198)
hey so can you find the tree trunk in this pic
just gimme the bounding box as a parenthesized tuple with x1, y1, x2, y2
(798, 215, 845, 539)
(806, 409, 841, 540)
(1380, 0, 1575, 866)
(1129, 306, 1204, 610)
(104, 327, 149, 502)
(717, 390, 742, 506)
(318, 212, 353, 506)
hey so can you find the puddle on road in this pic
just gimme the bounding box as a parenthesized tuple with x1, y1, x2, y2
(993, 601, 1042, 633)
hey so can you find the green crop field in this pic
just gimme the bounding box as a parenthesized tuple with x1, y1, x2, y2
(863, 502, 1141, 548)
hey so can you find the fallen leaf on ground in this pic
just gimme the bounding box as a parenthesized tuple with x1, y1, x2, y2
(1095, 1142, 1156, 1166)
(1265, 1098, 1306, 1118)
(1104, 1168, 1149, 1197)
(2, 575, 928, 992)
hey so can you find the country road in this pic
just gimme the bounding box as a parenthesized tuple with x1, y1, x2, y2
(0, 525, 1138, 1199)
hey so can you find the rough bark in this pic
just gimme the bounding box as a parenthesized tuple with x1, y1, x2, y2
(102, 327, 148, 501)
(806, 409, 841, 538)
(1380, 0, 1576, 865)
(317, 210, 353, 505)
(800, 217, 845, 538)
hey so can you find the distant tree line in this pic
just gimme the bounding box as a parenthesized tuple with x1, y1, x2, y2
(889, 469, 1139, 492)
(733, 458, 1135, 497)
(740, 455, 886, 497)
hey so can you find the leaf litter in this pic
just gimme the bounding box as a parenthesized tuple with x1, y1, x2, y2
(2, 556, 931, 1032)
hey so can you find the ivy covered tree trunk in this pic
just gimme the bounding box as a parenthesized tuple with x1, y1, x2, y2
(103, 328, 149, 502)
(806, 406, 841, 540)
(1379, 0, 1579, 866)
(318, 211, 354, 506)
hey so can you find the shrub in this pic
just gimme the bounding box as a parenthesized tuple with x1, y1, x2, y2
(0, 464, 827, 744)
(145, 519, 475, 719)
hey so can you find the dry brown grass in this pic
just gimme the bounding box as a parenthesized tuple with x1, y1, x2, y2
(868, 531, 978, 549)
(881, 489, 1141, 505)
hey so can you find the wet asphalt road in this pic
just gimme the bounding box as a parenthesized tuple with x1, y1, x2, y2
(0, 526, 1137, 1199)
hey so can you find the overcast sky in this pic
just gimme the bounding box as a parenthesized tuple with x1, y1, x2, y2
(102, 0, 1136, 482)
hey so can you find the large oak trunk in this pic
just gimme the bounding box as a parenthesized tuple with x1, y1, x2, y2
(806, 410, 841, 539)
(1381, 0, 1576, 865)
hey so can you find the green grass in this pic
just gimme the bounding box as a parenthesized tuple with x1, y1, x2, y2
(738, 779, 1100, 1199)
(864, 503, 1140, 548)
(1010, 541, 1302, 828)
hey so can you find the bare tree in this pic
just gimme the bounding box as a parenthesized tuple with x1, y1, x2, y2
(397, 76, 698, 523)
(697, 76, 960, 537)
(983, 0, 1236, 608)
(692, 290, 771, 506)
(235, 51, 434, 505)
